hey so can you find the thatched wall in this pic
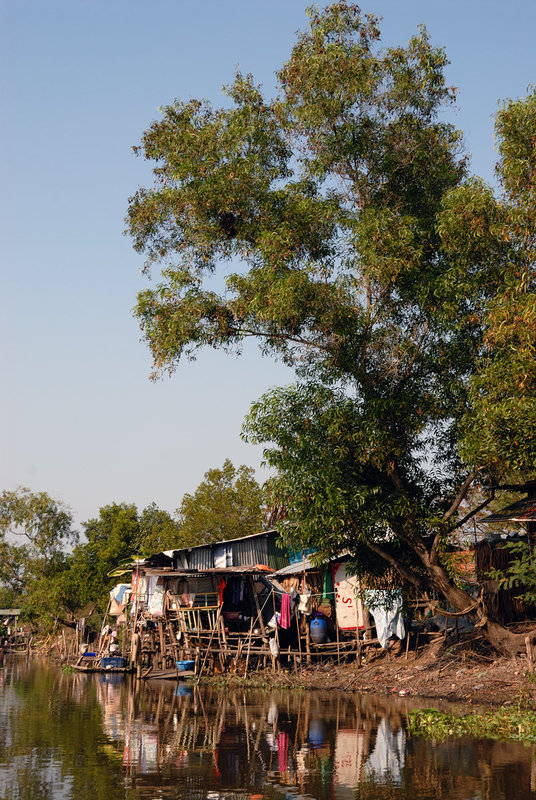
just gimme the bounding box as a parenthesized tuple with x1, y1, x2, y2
(475, 540, 536, 624)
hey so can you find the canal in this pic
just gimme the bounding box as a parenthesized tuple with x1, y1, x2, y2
(1, 657, 535, 799)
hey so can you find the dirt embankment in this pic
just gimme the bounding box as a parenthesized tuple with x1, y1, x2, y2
(212, 633, 536, 708)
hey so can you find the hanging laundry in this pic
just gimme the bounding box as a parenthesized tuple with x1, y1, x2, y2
(298, 589, 312, 614)
(218, 578, 226, 606)
(231, 577, 241, 605)
(280, 593, 291, 629)
(365, 589, 405, 648)
(322, 568, 334, 600)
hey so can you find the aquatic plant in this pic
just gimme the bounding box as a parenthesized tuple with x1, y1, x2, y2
(408, 706, 536, 742)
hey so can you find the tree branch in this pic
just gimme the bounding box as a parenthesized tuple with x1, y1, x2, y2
(428, 470, 482, 565)
(450, 494, 494, 532)
(366, 541, 429, 591)
(236, 326, 335, 354)
(442, 470, 480, 522)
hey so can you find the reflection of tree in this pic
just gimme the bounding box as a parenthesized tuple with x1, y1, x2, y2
(0, 661, 136, 800)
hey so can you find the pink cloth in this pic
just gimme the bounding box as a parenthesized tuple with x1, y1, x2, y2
(277, 732, 289, 773)
(280, 593, 291, 629)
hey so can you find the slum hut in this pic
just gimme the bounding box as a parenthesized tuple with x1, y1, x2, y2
(271, 555, 410, 661)
(129, 563, 292, 677)
(477, 493, 536, 624)
(128, 530, 293, 677)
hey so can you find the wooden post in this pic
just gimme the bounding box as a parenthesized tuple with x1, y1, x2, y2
(244, 618, 253, 678)
(199, 607, 221, 675)
(526, 636, 534, 674)
(158, 621, 166, 668)
(271, 587, 280, 672)
(250, 575, 266, 637)
(356, 629, 362, 668)
(296, 611, 303, 673)
(305, 620, 311, 665)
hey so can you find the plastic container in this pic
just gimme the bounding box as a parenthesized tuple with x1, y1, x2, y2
(176, 659, 195, 672)
(101, 656, 125, 669)
(310, 617, 327, 644)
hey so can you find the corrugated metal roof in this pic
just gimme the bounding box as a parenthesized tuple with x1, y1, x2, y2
(188, 547, 213, 570)
(273, 551, 351, 576)
(143, 566, 275, 576)
(273, 556, 320, 576)
(184, 529, 275, 551)
(481, 496, 536, 523)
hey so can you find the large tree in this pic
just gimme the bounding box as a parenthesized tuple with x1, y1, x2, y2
(177, 459, 265, 545)
(127, 3, 536, 654)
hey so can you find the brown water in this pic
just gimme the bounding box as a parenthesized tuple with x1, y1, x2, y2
(0, 658, 535, 799)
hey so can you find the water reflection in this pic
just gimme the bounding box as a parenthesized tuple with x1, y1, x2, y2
(1, 658, 536, 799)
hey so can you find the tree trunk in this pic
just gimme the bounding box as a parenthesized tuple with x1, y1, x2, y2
(427, 563, 531, 657)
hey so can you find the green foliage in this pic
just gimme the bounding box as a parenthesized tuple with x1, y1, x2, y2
(137, 502, 182, 554)
(177, 459, 265, 546)
(244, 382, 434, 582)
(408, 706, 536, 742)
(458, 89, 536, 478)
(69, 502, 180, 614)
(127, 2, 465, 385)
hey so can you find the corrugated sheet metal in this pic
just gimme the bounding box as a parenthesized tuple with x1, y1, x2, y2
(267, 532, 290, 570)
(232, 535, 268, 566)
(273, 556, 317, 576)
(187, 547, 213, 570)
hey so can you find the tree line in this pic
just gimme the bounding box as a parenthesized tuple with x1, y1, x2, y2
(0, 460, 264, 629)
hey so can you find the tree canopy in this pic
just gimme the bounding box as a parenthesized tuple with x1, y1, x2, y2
(126, 3, 536, 654)
(177, 459, 265, 545)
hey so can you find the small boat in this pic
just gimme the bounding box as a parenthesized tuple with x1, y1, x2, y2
(72, 654, 132, 673)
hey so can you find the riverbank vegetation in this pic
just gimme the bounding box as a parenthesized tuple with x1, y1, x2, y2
(2, 3, 536, 668)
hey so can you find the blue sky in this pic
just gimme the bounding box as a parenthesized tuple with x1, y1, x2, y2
(1, 1, 535, 526)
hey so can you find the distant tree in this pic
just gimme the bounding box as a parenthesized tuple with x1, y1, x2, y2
(70, 503, 141, 613)
(0, 487, 77, 625)
(137, 502, 182, 553)
(177, 459, 264, 546)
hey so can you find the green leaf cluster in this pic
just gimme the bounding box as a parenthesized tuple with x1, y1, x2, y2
(177, 458, 265, 545)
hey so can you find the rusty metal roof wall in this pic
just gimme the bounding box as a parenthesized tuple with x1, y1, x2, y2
(187, 547, 213, 570)
(481, 496, 536, 523)
(231, 535, 268, 567)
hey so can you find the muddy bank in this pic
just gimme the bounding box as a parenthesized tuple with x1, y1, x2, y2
(203, 634, 536, 708)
